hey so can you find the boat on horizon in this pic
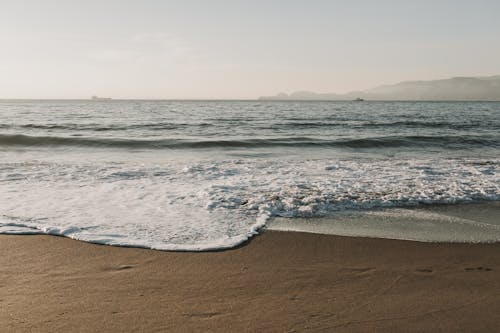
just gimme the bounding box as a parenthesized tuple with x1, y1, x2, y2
(91, 95, 112, 101)
(353, 97, 365, 102)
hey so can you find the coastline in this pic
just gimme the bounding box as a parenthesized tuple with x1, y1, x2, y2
(2, 230, 500, 332)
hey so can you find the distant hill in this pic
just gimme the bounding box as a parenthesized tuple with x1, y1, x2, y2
(259, 75, 500, 101)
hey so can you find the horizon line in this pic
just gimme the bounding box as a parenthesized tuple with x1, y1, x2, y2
(2, 98, 500, 102)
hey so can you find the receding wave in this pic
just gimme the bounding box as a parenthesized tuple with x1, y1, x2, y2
(0, 133, 498, 150)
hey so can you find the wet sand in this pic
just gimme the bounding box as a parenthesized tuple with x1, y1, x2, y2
(1, 231, 500, 332)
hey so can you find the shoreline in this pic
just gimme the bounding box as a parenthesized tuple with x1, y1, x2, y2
(267, 200, 500, 244)
(2, 230, 500, 332)
(3, 200, 500, 253)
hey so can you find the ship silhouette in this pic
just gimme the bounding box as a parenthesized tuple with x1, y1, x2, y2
(91, 95, 112, 101)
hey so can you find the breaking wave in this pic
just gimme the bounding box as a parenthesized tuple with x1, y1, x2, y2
(1, 133, 498, 150)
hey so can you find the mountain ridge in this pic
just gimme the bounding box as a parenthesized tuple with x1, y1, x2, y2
(259, 75, 500, 101)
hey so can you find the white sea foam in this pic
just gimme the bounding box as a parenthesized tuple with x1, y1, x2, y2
(0, 155, 499, 250)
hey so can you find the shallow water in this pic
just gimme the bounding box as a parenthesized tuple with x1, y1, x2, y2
(268, 201, 500, 243)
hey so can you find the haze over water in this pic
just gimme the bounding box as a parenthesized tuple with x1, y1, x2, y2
(1, 100, 499, 250)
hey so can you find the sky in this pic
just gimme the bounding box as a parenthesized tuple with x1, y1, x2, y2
(1, 0, 499, 99)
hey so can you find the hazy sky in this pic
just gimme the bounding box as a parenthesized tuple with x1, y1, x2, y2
(1, 0, 499, 99)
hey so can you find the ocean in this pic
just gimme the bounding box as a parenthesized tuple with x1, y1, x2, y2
(1, 100, 499, 250)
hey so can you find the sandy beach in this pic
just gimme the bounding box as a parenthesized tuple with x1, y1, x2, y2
(1, 231, 500, 332)
(2, 1, 500, 331)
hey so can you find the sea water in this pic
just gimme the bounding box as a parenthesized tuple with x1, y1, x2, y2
(1, 100, 499, 250)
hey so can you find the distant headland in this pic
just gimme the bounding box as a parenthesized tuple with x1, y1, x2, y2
(259, 75, 500, 101)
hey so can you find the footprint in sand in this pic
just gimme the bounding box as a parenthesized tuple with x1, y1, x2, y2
(464, 266, 492, 272)
(415, 268, 433, 273)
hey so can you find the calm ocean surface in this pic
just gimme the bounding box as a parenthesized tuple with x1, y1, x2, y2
(1, 100, 499, 250)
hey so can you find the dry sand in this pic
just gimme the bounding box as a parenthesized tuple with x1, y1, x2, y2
(1, 231, 500, 332)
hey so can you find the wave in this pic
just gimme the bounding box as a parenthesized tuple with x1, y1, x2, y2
(354, 120, 497, 130)
(272, 120, 499, 130)
(0, 123, 214, 131)
(1, 157, 499, 250)
(2, 119, 498, 133)
(0, 133, 498, 150)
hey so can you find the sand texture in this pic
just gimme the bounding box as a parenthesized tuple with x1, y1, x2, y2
(1, 231, 500, 332)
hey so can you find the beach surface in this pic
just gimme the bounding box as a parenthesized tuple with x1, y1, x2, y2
(2, 231, 500, 332)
